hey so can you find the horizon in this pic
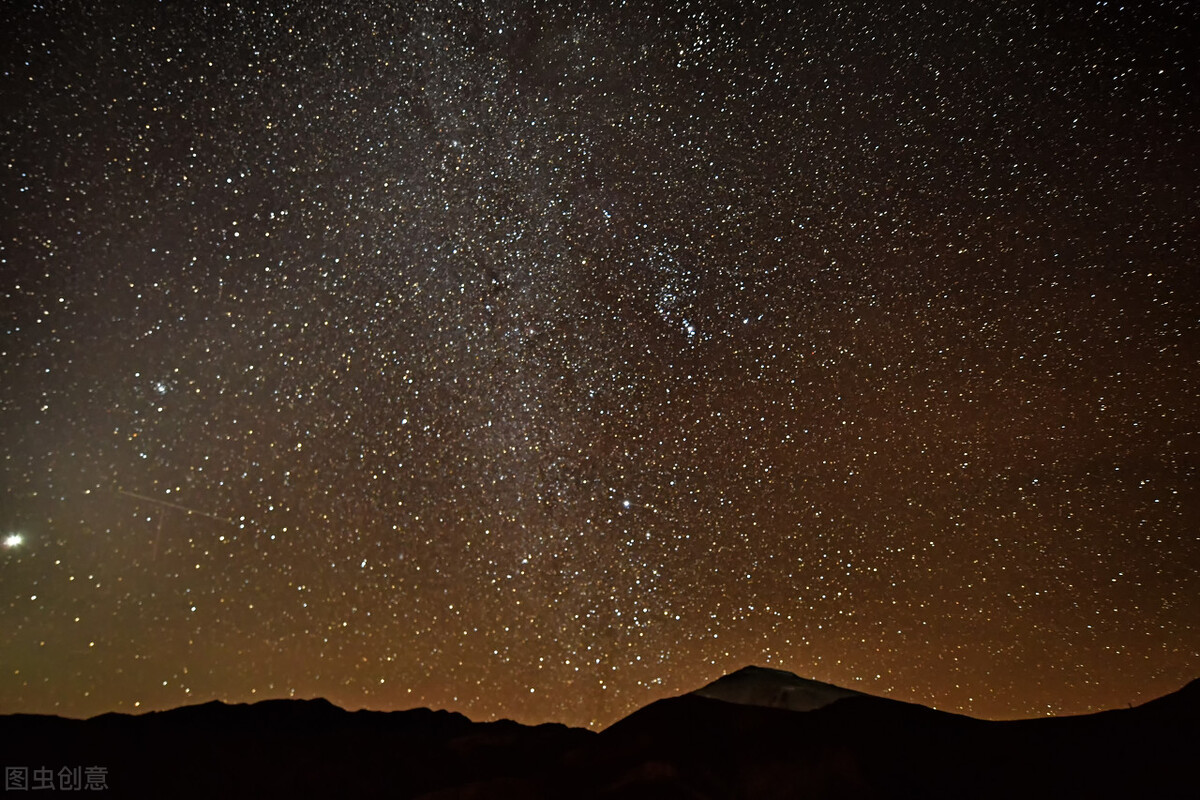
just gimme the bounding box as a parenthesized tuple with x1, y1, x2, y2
(5, 662, 1191, 730)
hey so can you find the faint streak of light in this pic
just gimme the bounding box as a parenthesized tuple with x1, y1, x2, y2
(116, 489, 237, 526)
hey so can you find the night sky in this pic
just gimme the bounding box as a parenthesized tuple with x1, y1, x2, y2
(2, 1, 1196, 730)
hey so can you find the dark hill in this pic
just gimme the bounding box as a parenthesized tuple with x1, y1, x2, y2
(690, 665, 869, 711)
(1, 669, 1194, 799)
(0, 699, 593, 799)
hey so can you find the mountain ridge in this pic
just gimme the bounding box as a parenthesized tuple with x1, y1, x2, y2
(8, 665, 1195, 725)
(2, 666, 1195, 799)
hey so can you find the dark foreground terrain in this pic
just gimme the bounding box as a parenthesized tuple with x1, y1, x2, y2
(2, 667, 1195, 799)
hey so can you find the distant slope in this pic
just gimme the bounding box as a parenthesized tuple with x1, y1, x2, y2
(690, 665, 868, 711)
(0, 699, 594, 799)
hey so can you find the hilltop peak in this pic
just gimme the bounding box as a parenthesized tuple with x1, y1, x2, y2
(692, 665, 868, 712)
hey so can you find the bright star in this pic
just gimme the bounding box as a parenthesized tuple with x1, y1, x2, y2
(4, 534, 22, 548)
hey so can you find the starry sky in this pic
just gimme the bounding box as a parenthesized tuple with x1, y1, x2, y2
(2, 1, 1196, 730)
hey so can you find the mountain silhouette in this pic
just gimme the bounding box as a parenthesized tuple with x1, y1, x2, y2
(1, 667, 1194, 798)
(690, 665, 869, 712)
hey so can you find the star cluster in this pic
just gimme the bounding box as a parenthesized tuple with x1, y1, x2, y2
(2, 1, 1196, 728)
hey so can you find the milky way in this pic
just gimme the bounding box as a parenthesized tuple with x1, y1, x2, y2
(2, 1, 1196, 728)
